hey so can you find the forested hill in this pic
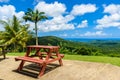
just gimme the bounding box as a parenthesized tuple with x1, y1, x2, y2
(27, 36, 97, 55)
(27, 36, 120, 57)
(27, 36, 66, 45)
(27, 36, 92, 47)
(38, 36, 67, 45)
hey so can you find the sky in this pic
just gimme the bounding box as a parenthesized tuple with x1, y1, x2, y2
(0, 0, 120, 38)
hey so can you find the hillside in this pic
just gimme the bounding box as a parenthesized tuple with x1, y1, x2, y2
(27, 36, 97, 55)
(28, 36, 93, 47)
(27, 36, 120, 57)
(38, 36, 67, 45)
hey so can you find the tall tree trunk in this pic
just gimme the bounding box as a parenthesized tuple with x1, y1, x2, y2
(35, 22, 38, 45)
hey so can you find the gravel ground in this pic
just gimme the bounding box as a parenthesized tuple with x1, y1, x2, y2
(0, 56, 120, 80)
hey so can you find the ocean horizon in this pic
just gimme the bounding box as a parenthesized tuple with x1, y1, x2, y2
(64, 38, 120, 42)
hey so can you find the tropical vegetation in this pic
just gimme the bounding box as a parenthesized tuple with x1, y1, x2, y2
(0, 15, 32, 52)
(26, 36, 120, 57)
(23, 8, 47, 45)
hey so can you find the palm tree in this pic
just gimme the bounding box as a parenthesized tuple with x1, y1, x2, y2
(23, 8, 47, 45)
(0, 15, 32, 52)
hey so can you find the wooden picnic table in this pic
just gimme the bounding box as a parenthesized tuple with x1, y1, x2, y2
(0, 45, 7, 59)
(15, 45, 64, 77)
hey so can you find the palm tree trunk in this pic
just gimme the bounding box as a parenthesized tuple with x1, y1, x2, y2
(35, 22, 38, 45)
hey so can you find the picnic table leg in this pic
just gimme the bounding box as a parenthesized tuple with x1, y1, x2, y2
(17, 60, 25, 71)
(3, 53, 6, 59)
(38, 62, 47, 77)
(57, 53, 63, 66)
(59, 58, 63, 66)
(2, 47, 6, 59)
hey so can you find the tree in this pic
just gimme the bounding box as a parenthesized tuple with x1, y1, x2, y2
(0, 15, 32, 52)
(23, 8, 47, 45)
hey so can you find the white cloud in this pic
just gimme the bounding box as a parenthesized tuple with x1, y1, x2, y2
(80, 31, 107, 37)
(96, 4, 120, 29)
(0, 5, 24, 21)
(0, 2, 97, 33)
(104, 4, 120, 14)
(71, 4, 97, 16)
(33, 2, 98, 32)
(0, 5, 24, 30)
(37, 15, 75, 32)
(33, 1, 75, 32)
(77, 20, 88, 28)
(15, 11, 25, 20)
(0, 5, 15, 20)
(35, 1, 66, 17)
(0, 0, 9, 2)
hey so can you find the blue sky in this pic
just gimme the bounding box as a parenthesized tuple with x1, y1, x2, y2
(0, 0, 120, 38)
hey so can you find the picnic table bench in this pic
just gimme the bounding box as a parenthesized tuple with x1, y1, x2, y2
(0, 45, 8, 59)
(15, 45, 64, 77)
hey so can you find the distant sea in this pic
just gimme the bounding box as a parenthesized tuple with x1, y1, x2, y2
(64, 38, 120, 43)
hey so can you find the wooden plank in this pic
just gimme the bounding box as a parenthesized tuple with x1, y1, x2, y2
(15, 57, 44, 64)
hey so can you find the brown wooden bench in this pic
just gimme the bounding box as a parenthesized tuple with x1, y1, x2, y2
(15, 57, 45, 64)
(15, 56, 47, 77)
(15, 54, 64, 77)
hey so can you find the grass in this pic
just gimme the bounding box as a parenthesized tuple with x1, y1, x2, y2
(64, 54, 120, 66)
(7, 52, 120, 66)
(7, 52, 25, 56)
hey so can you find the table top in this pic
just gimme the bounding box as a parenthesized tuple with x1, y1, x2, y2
(27, 45, 60, 49)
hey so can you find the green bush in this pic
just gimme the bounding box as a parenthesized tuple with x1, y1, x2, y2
(74, 47, 92, 55)
(108, 53, 120, 57)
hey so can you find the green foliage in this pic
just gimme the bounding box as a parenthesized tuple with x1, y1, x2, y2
(35, 36, 120, 57)
(58, 42, 71, 54)
(39, 36, 66, 45)
(74, 47, 91, 55)
(90, 40, 120, 57)
(27, 36, 102, 55)
(108, 53, 120, 57)
(0, 15, 32, 52)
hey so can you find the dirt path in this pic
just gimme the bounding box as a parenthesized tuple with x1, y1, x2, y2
(0, 56, 120, 80)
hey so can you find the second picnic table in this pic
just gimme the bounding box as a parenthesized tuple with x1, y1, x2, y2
(15, 45, 64, 77)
